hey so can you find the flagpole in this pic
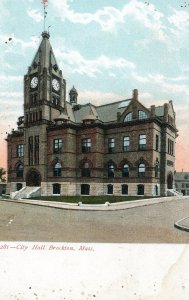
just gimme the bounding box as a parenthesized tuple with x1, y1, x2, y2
(44, 5, 46, 31)
(42, 0, 48, 32)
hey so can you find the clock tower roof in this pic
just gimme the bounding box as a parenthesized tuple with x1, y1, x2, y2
(28, 31, 61, 76)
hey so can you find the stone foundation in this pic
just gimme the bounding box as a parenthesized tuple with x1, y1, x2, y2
(39, 181, 162, 196)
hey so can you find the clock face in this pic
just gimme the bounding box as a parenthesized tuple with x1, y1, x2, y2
(30, 76, 38, 89)
(52, 78, 60, 91)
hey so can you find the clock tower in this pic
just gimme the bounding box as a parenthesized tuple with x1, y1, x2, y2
(24, 31, 66, 124)
(23, 31, 66, 186)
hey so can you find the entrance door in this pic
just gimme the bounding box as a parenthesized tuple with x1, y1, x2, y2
(26, 169, 41, 187)
(167, 173, 173, 189)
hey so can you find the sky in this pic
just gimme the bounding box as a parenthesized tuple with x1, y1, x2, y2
(0, 0, 189, 172)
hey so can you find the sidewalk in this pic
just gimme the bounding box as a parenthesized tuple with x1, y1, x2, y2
(0, 196, 186, 211)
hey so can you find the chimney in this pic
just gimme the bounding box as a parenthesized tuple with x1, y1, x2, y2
(133, 89, 138, 101)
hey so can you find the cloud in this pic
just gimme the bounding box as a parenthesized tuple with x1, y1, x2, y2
(27, 9, 43, 23)
(131, 71, 149, 83)
(0, 75, 22, 82)
(0, 0, 10, 27)
(0, 34, 41, 55)
(78, 90, 123, 105)
(55, 48, 135, 77)
(149, 74, 189, 97)
(52, 0, 166, 40)
(168, 10, 189, 31)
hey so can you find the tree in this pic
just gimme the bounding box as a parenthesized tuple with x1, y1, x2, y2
(0, 167, 6, 182)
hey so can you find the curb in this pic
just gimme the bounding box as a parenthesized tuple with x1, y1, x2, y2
(174, 217, 189, 233)
(0, 196, 184, 212)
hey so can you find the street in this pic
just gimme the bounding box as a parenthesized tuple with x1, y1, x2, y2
(0, 198, 189, 243)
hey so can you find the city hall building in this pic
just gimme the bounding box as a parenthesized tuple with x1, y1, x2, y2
(6, 32, 177, 198)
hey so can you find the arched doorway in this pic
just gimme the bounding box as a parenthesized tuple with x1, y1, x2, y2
(167, 172, 173, 189)
(26, 169, 41, 187)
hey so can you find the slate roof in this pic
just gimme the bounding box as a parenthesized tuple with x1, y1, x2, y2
(30, 31, 60, 75)
(65, 98, 165, 124)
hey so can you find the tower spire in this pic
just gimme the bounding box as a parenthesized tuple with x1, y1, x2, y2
(41, 0, 48, 32)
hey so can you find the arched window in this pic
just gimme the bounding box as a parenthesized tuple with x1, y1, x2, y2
(122, 164, 129, 177)
(107, 184, 113, 194)
(138, 110, 147, 120)
(53, 183, 61, 195)
(138, 163, 145, 177)
(53, 162, 62, 177)
(16, 164, 23, 178)
(81, 162, 91, 177)
(108, 164, 115, 178)
(122, 184, 128, 195)
(124, 112, 132, 122)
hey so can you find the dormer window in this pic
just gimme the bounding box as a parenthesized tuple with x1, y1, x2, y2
(138, 110, 147, 120)
(124, 112, 132, 122)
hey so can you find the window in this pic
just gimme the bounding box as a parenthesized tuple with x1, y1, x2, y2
(82, 138, 91, 153)
(124, 112, 132, 122)
(171, 140, 174, 155)
(122, 184, 128, 195)
(81, 184, 90, 195)
(52, 95, 60, 106)
(34, 136, 39, 165)
(108, 164, 115, 178)
(139, 134, 146, 150)
(137, 184, 144, 195)
(53, 183, 61, 195)
(53, 162, 62, 177)
(108, 138, 115, 153)
(168, 139, 174, 155)
(16, 183, 23, 191)
(184, 175, 189, 180)
(155, 135, 159, 151)
(182, 183, 185, 188)
(155, 164, 159, 178)
(138, 163, 145, 177)
(16, 164, 23, 178)
(53, 138, 62, 154)
(138, 110, 147, 120)
(107, 184, 113, 194)
(122, 164, 129, 177)
(28, 136, 33, 166)
(81, 162, 91, 177)
(123, 137, 130, 152)
(17, 144, 24, 157)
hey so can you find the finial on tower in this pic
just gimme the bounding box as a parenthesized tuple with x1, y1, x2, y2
(42, 31, 50, 39)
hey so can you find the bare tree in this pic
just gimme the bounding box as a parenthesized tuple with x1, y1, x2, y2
(0, 168, 6, 182)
